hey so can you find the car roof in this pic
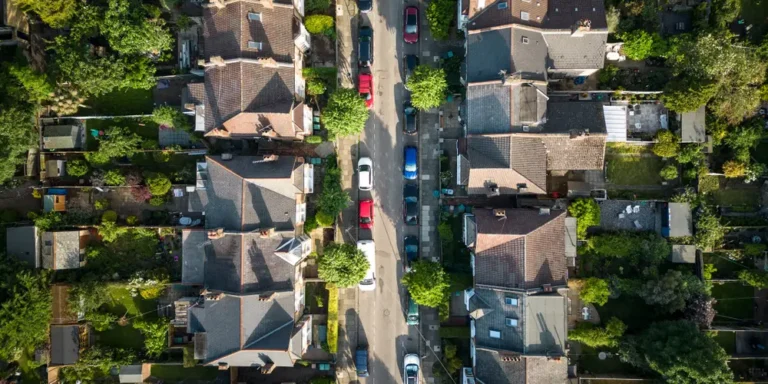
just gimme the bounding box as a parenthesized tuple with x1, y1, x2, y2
(360, 199, 373, 209)
(404, 235, 418, 245)
(358, 157, 372, 166)
(404, 183, 418, 196)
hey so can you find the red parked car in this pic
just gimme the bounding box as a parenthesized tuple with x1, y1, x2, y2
(403, 7, 419, 44)
(359, 199, 374, 229)
(358, 73, 373, 109)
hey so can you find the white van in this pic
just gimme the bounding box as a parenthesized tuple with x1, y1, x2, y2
(357, 240, 376, 291)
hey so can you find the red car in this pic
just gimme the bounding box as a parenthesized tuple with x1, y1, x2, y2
(359, 199, 374, 229)
(403, 7, 419, 44)
(358, 73, 373, 109)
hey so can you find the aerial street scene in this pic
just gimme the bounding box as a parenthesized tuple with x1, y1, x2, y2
(1, 0, 768, 382)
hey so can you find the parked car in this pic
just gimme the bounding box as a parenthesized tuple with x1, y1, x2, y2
(359, 27, 373, 67)
(404, 102, 417, 135)
(357, 240, 376, 291)
(358, 73, 374, 109)
(359, 198, 374, 229)
(358, 0, 372, 13)
(404, 54, 419, 88)
(404, 235, 418, 271)
(403, 354, 420, 384)
(356, 347, 370, 377)
(403, 7, 419, 44)
(358, 157, 373, 191)
(406, 295, 419, 326)
(403, 183, 419, 226)
(403, 146, 418, 180)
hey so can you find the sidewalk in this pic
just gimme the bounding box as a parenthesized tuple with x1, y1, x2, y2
(336, 0, 358, 89)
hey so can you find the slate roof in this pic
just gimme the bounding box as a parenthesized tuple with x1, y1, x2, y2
(467, 135, 547, 195)
(466, 0, 608, 31)
(188, 155, 301, 232)
(545, 101, 606, 134)
(544, 32, 606, 70)
(203, 0, 296, 62)
(466, 28, 547, 83)
(50, 325, 79, 366)
(188, 291, 301, 366)
(473, 208, 567, 290)
(467, 83, 549, 134)
(203, 61, 295, 133)
(5, 226, 39, 268)
(474, 349, 568, 384)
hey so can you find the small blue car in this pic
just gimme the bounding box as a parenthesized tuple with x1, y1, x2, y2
(404, 146, 418, 180)
(356, 347, 369, 377)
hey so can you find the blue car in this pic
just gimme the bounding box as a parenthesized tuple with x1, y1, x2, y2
(404, 146, 418, 180)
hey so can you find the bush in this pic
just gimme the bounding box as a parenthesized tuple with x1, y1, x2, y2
(67, 160, 89, 177)
(306, 78, 327, 96)
(145, 172, 172, 196)
(315, 211, 335, 227)
(141, 139, 159, 150)
(569, 317, 627, 348)
(568, 198, 600, 239)
(739, 269, 768, 289)
(126, 216, 138, 225)
(304, 215, 319, 233)
(439, 326, 470, 339)
(183, 344, 196, 368)
(94, 198, 110, 211)
(305, 15, 334, 34)
(102, 210, 118, 223)
(306, 0, 331, 12)
(653, 130, 680, 158)
(723, 160, 747, 178)
(152, 105, 191, 131)
(580, 278, 611, 306)
(744, 243, 767, 257)
(620, 30, 654, 60)
(104, 169, 126, 186)
(426, 0, 456, 40)
(305, 135, 323, 144)
(660, 164, 678, 180)
(699, 175, 719, 194)
(327, 285, 339, 353)
(149, 195, 166, 207)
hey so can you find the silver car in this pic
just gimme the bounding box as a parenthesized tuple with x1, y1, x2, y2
(358, 157, 373, 191)
(404, 354, 420, 384)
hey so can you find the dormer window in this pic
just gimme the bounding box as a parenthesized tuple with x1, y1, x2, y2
(505, 318, 518, 327)
(497, 1, 508, 9)
(248, 12, 262, 21)
(248, 41, 263, 50)
(505, 297, 519, 306)
(520, 11, 529, 20)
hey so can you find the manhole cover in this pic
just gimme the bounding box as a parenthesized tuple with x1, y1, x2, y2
(383, 309, 390, 317)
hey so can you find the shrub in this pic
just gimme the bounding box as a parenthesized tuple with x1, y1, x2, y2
(306, 78, 327, 96)
(568, 198, 600, 239)
(67, 160, 89, 177)
(102, 210, 118, 223)
(315, 211, 335, 227)
(85, 312, 118, 332)
(306, 0, 331, 12)
(152, 105, 191, 131)
(104, 169, 126, 186)
(304, 214, 319, 233)
(149, 195, 166, 207)
(126, 216, 138, 225)
(141, 139, 159, 150)
(723, 160, 747, 178)
(739, 269, 768, 289)
(131, 186, 152, 202)
(183, 344, 196, 368)
(305, 15, 334, 34)
(94, 198, 110, 210)
(660, 164, 678, 180)
(146, 172, 172, 196)
(124, 170, 143, 186)
(699, 175, 719, 194)
(653, 130, 680, 158)
(744, 243, 767, 257)
(569, 317, 627, 348)
(580, 278, 611, 306)
(305, 135, 323, 144)
(327, 285, 339, 353)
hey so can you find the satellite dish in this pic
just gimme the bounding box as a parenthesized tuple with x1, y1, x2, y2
(598, 352, 607, 360)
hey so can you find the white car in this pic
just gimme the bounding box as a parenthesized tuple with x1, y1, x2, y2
(403, 354, 420, 384)
(358, 157, 373, 191)
(357, 240, 376, 291)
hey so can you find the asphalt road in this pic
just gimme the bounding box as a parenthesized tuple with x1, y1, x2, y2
(352, 0, 422, 382)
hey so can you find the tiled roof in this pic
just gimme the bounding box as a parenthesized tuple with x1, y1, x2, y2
(467, 84, 512, 134)
(467, 29, 513, 83)
(544, 32, 607, 70)
(183, 83, 206, 108)
(203, 61, 295, 132)
(467, 135, 547, 195)
(203, 0, 296, 62)
(466, 0, 607, 31)
(474, 348, 567, 384)
(473, 208, 566, 290)
(540, 135, 606, 170)
(545, 101, 607, 134)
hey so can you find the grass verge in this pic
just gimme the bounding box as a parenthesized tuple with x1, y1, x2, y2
(327, 284, 339, 354)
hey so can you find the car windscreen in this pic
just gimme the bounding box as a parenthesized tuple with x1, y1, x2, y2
(406, 364, 419, 376)
(405, 245, 418, 252)
(361, 217, 371, 223)
(406, 15, 417, 33)
(359, 165, 370, 172)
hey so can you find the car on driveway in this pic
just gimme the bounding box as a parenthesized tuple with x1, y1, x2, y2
(403, 354, 420, 383)
(404, 235, 418, 271)
(359, 198, 374, 229)
(358, 0, 372, 13)
(403, 183, 419, 226)
(404, 102, 417, 135)
(358, 73, 373, 109)
(404, 54, 419, 89)
(358, 157, 373, 190)
(404, 146, 418, 180)
(358, 27, 373, 67)
(403, 7, 419, 44)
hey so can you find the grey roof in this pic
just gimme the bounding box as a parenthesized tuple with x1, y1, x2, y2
(681, 106, 706, 143)
(564, 217, 577, 258)
(182, 230, 207, 285)
(544, 32, 607, 71)
(474, 349, 568, 384)
(467, 29, 512, 83)
(511, 29, 548, 79)
(671, 244, 696, 263)
(43, 125, 84, 150)
(189, 155, 300, 232)
(668, 202, 693, 237)
(467, 84, 511, 134)
(188, 291, 297, 366)
(42, 231, 83, 270)
(6, 226, 39, 268)
(118, 365, 143, 383)
(544, 102, 607, 134)
(50, 325, 79, 366)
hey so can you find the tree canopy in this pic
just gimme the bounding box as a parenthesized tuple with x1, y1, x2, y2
(318, 244, 370, 288)
(402, 260, 450, 308)
(568, 198, 600, 239)
(12, 0, 78, 28)
(569, 317, 626, 348)
(621, 30, 655, 60)
(407, 65, 448, 111)
(103, 0, 174, 56)
(426, 0, 456, 40)
(635, 270, 707, 313)
(59, 346, 135, 383)
(322, 89, 369, 138)
(652, 130, 680, 158)
(317, 160, 351, 218)
(0, 265, 52, 360)
(85, 127, 142, 166)
(580, 278, 611, 306)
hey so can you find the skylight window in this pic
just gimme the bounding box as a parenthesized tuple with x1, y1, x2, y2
(497, 1, 508, 9)
(520, 11, 529, 20)
(248, 41, 263, 50)
(505, 297, 519, 306)
(506, 318, 519, 327)
(248, 12, 262, 21)
(489, 330, 502, 339)
(521, 36, 529, 44)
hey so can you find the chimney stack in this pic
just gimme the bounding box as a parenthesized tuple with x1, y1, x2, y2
(572, 19, 591, 37)
(493, 209, 506, 218)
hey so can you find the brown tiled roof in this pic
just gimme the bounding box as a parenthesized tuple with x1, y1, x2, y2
(467, 135, 547, 195)
(467, 0, 607, 31)
(474, 208, 567, 290)
(203, 0, 296, 62)
(540, 134, 606, 170)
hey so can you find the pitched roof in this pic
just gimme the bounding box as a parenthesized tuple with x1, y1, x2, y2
(42, 231, 84, 270)
(544, 101, 607, 134)
(467, 135, 547, 195)
(189, 155, 301, 232)
(466, 0, 607, 31)
(203, 0, 296, 62)
(467, 27, 548, 84)
(474, 348, 568, 384)
(473, 208, 567, 290)
(467, 83, 549, 135)
(50, 325, 79, 366)
(203, 61, 295, 133)
(540, 134, 606, 170)
(544, 32, 606, 70)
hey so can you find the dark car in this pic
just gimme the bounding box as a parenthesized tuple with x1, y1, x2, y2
(404, 102, 417, 134)
(404, 235, 419, 271)
(403, 183, 419, 226)
(358, 0, 372, 12)
(356, 347, 369, 377)
(403, 6, 419, 44)
(359, 27, 373, 67)
(404, 54, 419, 89)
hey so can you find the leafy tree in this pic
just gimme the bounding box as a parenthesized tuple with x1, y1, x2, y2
(738, 269, 768, 289)
(569, 317, 627, 348)
(307, 78, 327, 96)
(725, 117, 763, 163)
(318, 243, 369, 288)
(580, 278, 611, 306)
(426, 0, 456, 40)
(660, 164, 678, 180)
(104, 169, 126, 186)
(407, 65, 448, 111)
(306, 0, 331, 12)
(67, 159, 89, 177)
(69, 279, 111, 315)
(152, 106, 191, 131)
(59, 346, 135, 383)
(696, 209, 725, 250)
(402, 260, 450, 308)
(32, 211, 64, 231)
(305, 15, 334, 34)
(98, 221, 128, 243)
(103, 0, 173, 56)
(86, 312, 118, 332)
(685, 293, 716, 329)
(568, 198, 600, 239)
(13, 0, 77, 28)
(677, 145, 704, 165)
(7, 64, 53, 104)
(90, 127, 142, 165)
(317, 166, 351, 218)
(663, 77, 718, 113)
(0, 268, 51, 359)
(133, 319, 168, 358)
(131, 186, 152, 202)
(0, 107, 37, 184)
(322, 89, 368, 138)
(621, 30, 654, 60)
(146, 172, 172, 196)
(636, 270, 707, 313)
(722, 160, 747, 178)
(652, 130, 680, 158)
(620, 320, 732, 384)
(441, 341, 463, 377)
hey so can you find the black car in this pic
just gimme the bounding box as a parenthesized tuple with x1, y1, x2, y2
(358, 27, 373, 67)
(404, 235, 419, 271)
(358, 0, 372, 12)
(404, 102, 417, 135)
(403, 183, 419, 226)
(404, 55, 419, 89)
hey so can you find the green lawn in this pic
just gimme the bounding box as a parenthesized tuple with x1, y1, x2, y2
(105, 285, 160, 317)
(597, 296, 671, 332)
(576, 345, 642, 376)
(713, 188, 760, 212)
(605, 155, 664, 185)
(86, 117, 160, 141)
(97, 324, 146, 350)
(85, 88, 155, 116)
(709, 330, 736, 355)
(703, 253, 748, 279)
(150, 365, 220, 381)
(712, 282, 754, 321)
